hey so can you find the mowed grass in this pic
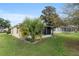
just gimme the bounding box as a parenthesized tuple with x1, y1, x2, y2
(0, 33, 64, 56)
(55, 32, 79, 56)
(0, 32, 79, 55)
(56, 32, 79, 40)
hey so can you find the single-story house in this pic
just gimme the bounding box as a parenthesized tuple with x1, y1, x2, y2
(11, 24, 78, 38)
(11, 25, 53, 38)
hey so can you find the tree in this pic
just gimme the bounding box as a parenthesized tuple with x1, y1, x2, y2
(63, 3, 79, 31)
(0, 18, 11, 33)
(40, 6, 62, 33)
(0, 18, 10, 28)
(20, 18, 44, 42)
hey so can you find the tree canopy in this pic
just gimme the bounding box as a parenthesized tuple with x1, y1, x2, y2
(40, 6, 62, 28)
(63, 3, 79, 26)
(0, 18, 10, 28)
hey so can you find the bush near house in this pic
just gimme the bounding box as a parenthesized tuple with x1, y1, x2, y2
(6, 28, 11, 34)
(19, 18, 45, 42)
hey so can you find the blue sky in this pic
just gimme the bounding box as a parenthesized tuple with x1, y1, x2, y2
(0, 3, 64, 26)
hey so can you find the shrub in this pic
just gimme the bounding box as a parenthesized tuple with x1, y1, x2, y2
(20, 18, 44, 42)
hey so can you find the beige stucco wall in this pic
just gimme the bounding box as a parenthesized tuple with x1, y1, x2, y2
(11, 27, 22, 38)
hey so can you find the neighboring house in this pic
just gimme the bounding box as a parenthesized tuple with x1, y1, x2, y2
(0, 26, 9, 33)
(61, 25, 78, 32)
(54, 25, 78, 33)
(0, 26, 5, 32)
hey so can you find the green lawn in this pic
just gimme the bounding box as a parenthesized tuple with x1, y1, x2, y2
(0, 32, 79, 56)
(55, 32, 79, 56)
(0, 33, 65, 56)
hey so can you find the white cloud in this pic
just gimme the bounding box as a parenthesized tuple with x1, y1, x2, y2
(0, 13, 37, 26)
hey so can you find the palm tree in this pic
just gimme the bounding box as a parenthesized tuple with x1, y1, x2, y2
(20, 18, 44, 42)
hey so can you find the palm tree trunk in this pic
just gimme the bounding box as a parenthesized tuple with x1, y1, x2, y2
(31, 34, 35, 42)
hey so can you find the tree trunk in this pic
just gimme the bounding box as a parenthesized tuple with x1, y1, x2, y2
(31, 35, 35, 42)
(51, 28, 54, 35)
